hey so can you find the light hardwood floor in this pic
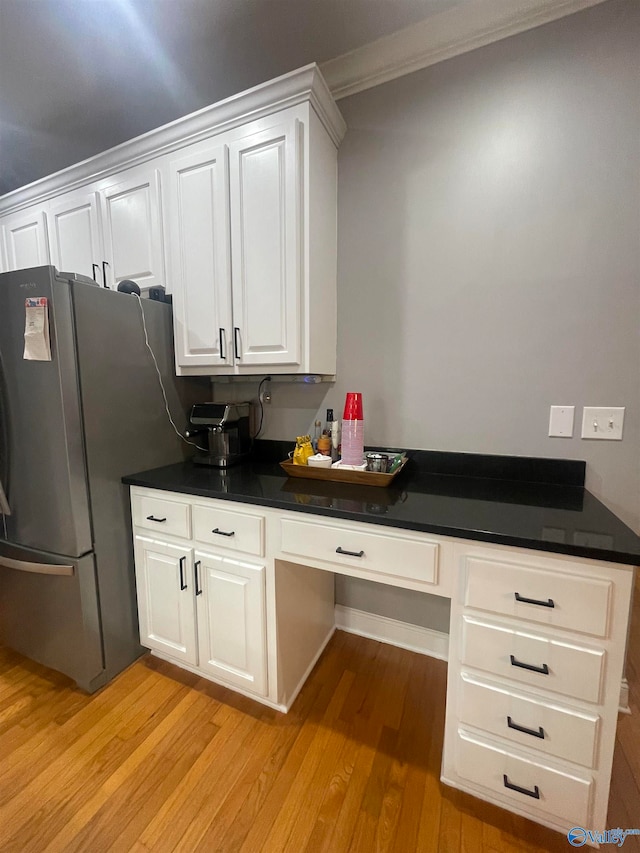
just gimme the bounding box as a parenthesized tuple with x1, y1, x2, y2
(1, 575, 639, 853)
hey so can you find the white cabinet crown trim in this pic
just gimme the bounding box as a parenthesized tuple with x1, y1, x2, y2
(0, 64, 346, 217)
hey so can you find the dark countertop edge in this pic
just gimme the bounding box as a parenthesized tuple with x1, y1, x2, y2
(122, 473, 640, 567)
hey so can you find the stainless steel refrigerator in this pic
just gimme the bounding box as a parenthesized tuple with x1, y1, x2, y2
(0, 266, 205, 692)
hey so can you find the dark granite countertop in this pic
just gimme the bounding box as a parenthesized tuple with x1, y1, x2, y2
(122, 442, 640, 566)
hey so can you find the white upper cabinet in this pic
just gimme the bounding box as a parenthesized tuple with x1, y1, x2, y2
(165, 140, 232, 369)
(228, 114, 301, 370)
(98, 164, 165, 290)
(1, 207, 49, 272)
(47, 187, 104, 282)
(0, 64, 344, 370)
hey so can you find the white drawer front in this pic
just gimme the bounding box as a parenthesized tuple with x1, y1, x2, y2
(193, 503, 264, 556)
(458, 673, 600, 768)
(455, 729, 593, 827)
(464, 557, 611, 637)
(132, 492, 191, 540)
(461, 616, 605, 704)
(280, 518, 438, 586)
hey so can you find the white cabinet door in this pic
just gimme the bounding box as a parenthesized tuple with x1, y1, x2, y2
(165, 141, 232, 370)
(229, 115, 301, 368)
(1, 207, 49, 271)
(195, 549, 267, 696)
(134, 535, 197, 665)
(99, 164, 165, 290)
(47, 188, 104, 282)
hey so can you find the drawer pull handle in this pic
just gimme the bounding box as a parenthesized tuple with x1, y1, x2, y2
(514, 592, 555, 608)
(336, 547, 365, 558)
(503, 774, 540, 800)
(146, 515, 167, 523)
(510, 654, 549, 676)
(507, 716, 545, 739)
(194, 560, 202, 596)
(211, 528, 235, 537)
(179, 556, 187, 591)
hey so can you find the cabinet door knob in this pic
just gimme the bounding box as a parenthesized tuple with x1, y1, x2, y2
(514, 592, 554, 608)
(503, 775, 540, 800)
(179, 556, 187, 591)
(510, 654, 549, 675)
(92, 263, 100, 283)
(336, 547, 364, 558)
(507, 716, 545, 739)
(233, 327, 241, 360)
(219, 328, 227, 360)
(101, 260, 109, 288)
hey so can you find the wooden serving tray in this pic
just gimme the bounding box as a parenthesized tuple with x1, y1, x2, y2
(279, 455, 408, 488)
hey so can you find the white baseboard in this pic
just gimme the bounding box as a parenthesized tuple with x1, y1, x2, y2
(335, 604, 449, 661)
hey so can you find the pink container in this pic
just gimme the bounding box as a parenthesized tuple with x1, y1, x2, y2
(341, 392, 364, 466)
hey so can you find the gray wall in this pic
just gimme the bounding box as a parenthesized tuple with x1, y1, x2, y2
(257, 0, 640, 627)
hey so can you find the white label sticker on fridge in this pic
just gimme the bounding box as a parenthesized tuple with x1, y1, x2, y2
(23, 297, 52, 361)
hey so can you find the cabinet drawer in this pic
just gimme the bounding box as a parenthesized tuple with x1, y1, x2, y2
(280, 518, 438, 586)
(464, 557, 611, 638)
(461, 616, 605, 704)
(193, 503, 264, 556)
(458, 673, 600, 768)
(132, 492, 191, 540)
(455, 728, 592, 827)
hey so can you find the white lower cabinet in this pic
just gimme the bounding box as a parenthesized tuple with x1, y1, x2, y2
(131, 490, 270, 700)
(195, 550, 267, 696)
(134, 535, 197, 665)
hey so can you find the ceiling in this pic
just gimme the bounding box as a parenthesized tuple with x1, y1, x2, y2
(0, 0, 471, 196)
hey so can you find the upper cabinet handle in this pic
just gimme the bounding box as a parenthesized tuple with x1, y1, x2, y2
(179, 556, 187, 591)
(514, 592, 555, 608)
(102, 260, 109, 288)
(233, 327, 241, 360)
(92, 263, 100, 283)
(219, 328, 227, 360)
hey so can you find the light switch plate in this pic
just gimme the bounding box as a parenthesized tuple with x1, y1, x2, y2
(549, 406, 575, 437)
(581, 407, 625, 440)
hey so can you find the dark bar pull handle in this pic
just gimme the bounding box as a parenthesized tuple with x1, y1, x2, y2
(510, 654, 549, 675)
(515, 592, 555, 608)
(194, 560, 202, 596)
(503, 774, 540, 800)
(507, 716, 545, 739)
(92, 263, 100, 282)
(219, 328, 227, 360)
(211, 528, 235, 537)
(101, 260, 109, 288)
(336, 547, 365, 558)
(233, 327, 241, 360)
(146, 515, 167, 523)
(179, 556, 187, 591)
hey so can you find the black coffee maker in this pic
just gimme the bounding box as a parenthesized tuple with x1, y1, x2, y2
(187, 402, 252, 467)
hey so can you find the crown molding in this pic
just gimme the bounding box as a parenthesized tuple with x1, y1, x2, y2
(0, 63, 346, 215)
(321, 0, 609, 100)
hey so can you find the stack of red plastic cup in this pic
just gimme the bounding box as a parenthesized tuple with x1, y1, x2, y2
(341, 392, 364, 466)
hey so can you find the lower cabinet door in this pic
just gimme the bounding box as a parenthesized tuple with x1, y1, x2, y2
(134, 535, 197, 665)
(195, 549, 267, 697)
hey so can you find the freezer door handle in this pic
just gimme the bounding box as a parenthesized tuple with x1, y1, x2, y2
(0, 480, 10, 516)
(0, 555, 74, 576)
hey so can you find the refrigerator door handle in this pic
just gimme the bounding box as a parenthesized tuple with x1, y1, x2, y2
(0, 554, 74, 576)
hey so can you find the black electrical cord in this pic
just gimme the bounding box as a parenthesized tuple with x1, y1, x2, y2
(253, 375, 272, 441)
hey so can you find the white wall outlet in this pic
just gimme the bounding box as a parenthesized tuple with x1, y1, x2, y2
(581, 407, 625, 440)
(548, 406, 575, 437)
